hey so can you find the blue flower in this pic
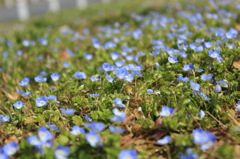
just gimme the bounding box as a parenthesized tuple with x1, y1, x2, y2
(3, 142, 18, 156)
(0, 114, 10, 123)
(54, 146, 71, 159)
(85, 131, 101, 147)
(113, 98, 125, 108)
(199, 92, 211, 100)
(19, 77, 30, 86)
(157, 135, 171, 145)
(215, 84, 222, 93)
(0, 148, 9, 159)
(91, 74, 101, 82)
(208, 50, 220, 58)
(182, 64, 193, 71)
(70, 125, 85, 136)
(177, 76, 188, 82)
(204, 41, 213, 48)
(111, 108, 126, 122)
(60, 108, 75, 115)
(236, 101, 240, 112)
(159, 106, 174, 117)
(155, 63, 160, 68)
(34, 75, 47, 82)
(118, 149, 138, 159)
(47, 123, 60, 132)
(147, 89, 154, 94)
(84, 114, 93, 123)
(13, 101, 24, 109)
(102, 63, 111, 72)
(38, 126, 53, 143)
(47, 95, 60, 103)
(115, 67, 129, 79)
(106, 75, 114, 83)
(111, 52, 120, 60)
(84, 122, 105, 132)
(40, 71, 48, 76)
(51, 73, 60, 81)
(89, 93, 100, 97)
(109, 126, 125, 134)
(190, 80, 200, 92)
(124, 73, 134, 82)
(63, 62, 70, 68)
(115, 61, 124, 67)
(192, 128, 216, 150)
(84, 53, 93, 60)
(179, 148, 198, 159)
(201, 74, 213, 80)
(73, 71, 86, 79)
(36, 96, 48, 107)
(199, 110, 205, 119)
(27, 135, 41, 146)
(16, 89, 31, 96)
(168, 57, 178, 64)
(226, 28, 238, 39)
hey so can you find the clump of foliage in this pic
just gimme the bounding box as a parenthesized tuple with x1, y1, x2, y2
(1, 0, 240, 158)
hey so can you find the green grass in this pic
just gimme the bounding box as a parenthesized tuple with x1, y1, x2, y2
(0, 0, 240, 158)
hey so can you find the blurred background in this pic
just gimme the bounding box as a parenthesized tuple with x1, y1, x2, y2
(0, 0, 113, 22)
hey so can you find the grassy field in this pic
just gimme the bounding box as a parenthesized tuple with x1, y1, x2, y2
(0, 0, 240, 158)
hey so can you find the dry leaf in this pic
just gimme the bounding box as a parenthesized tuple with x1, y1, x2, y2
(233, 60, 240, 70)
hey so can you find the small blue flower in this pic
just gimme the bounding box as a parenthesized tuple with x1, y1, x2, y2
(111, 108, 126, 122)
(109, 126, 125, 134)
(70, 125, 85, 136)
(118, 149, 138, 159)
(201, 74, 213, 80)
(113, 98, 125, 108)
(84, 122, 105, 132)
(84, 53, 93, 60)
(47, 95, 60, 103)
(13, 101, 24, 109)
(226, 28, 238, 39)
(102, 63, 111, 72)
(0, 148, 10, 159)
(73, 71, 86, 79)
(157, 135, 171, 145)
(190, 80, 200, 92)
(199, 110, 205, 119)
(155, 63, 160, 68)
(199, 92, 211, 100)
(63, 62, 70, 68)
(85, 131, 101, 147)
(47, 123, 60, 132)
(159, 106, 174, 117)
(3, 142, 18, 156)
(54, 146, 71, 159)
(51, 73, 60, 81)
(34, 75, 47, 82)
(208, 50, 220, 58)
(177, 76, 188, 82)
(115, 61, 124, 67)
(38, 126, 53, 143)
(16, 89, 31, 96)
(111, 52, 120, 60)
(124, 73, 134, 82)
(84, 114, 93, 123)
(36, 96, 48, 107)
(147, 89, 154, 94)
(182, 64, 193, 71)
(27, 135, 41, 146)
(40, 71, 48, 76)
(89, 93, 100, 97)
(215, 84, 222, 93)
(168, 57, 178, 64)
(204, 41, 213, 48)
(106, 75, 114, 83)
(0, 114, 10, 123)
(19, 77, 30, 86)
(179, 148, 198, 159)
(192, 128, 216, 150)
(60, 108, 75, 115)
(91, 74, 101, 82)
(236, 101, 240, 112)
